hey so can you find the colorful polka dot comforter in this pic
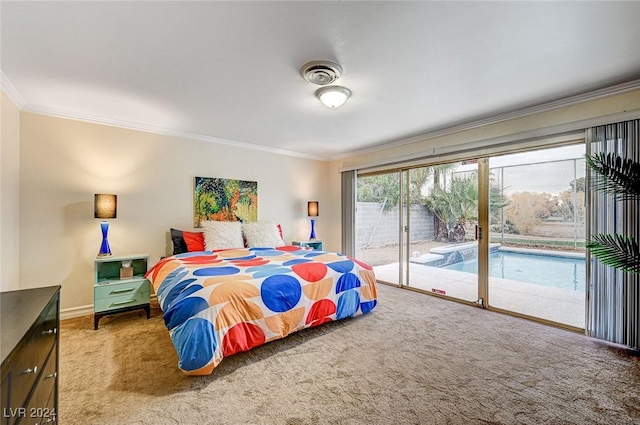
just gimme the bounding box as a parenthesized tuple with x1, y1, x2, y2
(146, 246, 378, 375)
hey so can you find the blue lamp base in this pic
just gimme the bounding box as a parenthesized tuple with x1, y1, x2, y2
(309, 218, 316, 240)
(98, 220, 112, 257)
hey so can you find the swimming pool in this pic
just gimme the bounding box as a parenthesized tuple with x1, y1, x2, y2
(442, 251, 585, 291)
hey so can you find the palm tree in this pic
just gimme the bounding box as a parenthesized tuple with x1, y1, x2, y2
(424, 172, 508, 242)
(357, 164, 455, 209)
(585, 152, 640, 273)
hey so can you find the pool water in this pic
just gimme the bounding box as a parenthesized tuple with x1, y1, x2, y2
(442, 251, 585, 291)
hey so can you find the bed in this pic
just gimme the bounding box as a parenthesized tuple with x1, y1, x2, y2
(146, 244, 378, 375)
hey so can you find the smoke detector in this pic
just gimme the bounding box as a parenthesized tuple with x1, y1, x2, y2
(300, 61, 343, 85)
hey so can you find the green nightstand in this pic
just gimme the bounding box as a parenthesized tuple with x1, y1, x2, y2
(291, 240, 323, 251)
(94, 253, 150, 330)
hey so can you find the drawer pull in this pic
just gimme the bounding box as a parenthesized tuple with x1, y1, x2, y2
(21, 365, 38, 375)
(111, 299, 135, 306)
(42, 328, 57, 335)
(110, 288, 135, 294)
(46, 371, 58, 379)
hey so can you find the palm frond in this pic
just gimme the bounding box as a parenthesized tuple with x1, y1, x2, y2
(585, 152, 640, 201)
(586, 233, 640, 273)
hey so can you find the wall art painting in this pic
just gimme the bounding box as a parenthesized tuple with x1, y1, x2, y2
(194, 177, 258, 227)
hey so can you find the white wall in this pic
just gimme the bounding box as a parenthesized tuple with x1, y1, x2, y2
(19, 112, 329, 310)
(1, 92, 21, 291)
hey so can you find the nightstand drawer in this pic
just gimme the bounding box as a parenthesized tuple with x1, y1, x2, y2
(94, 290, 149, 313)
(94, 279, 149, 300)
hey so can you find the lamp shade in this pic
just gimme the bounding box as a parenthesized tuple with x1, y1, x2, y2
(308, 201, 319, 217)
(94, 194, 117, 219)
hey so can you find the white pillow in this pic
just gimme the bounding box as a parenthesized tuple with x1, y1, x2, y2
(242, 221, 285, 248)
(201, 221, 244, 251)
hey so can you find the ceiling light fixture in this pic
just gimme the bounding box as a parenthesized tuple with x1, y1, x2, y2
(315, 86, 352, 109)
(300, 60, 352, 108)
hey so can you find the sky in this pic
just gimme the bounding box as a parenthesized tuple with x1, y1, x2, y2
(455, 144, 586, 195)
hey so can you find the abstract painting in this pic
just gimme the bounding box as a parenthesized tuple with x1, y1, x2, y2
(194, 177, 258, 227)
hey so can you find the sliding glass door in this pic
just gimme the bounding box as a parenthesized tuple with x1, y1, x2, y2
(486, 145, 586, 328)
(356, 161, 481, 304)
(404, 162, 480, 303)
(355, 171, 403, 286)
(355, 143, 586, 329)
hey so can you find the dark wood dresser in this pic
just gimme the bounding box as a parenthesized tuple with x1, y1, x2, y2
(1, 286, 60, 425)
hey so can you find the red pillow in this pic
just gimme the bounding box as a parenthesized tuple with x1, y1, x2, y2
(170, 228, 205, 254)
(183, 231, 205, 252)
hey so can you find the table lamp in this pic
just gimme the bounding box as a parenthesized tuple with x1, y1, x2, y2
(308, 201, 319, 240)
(94, 194, 117, 257)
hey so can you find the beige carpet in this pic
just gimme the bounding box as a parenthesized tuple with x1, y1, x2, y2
(59, 284, 640, 424)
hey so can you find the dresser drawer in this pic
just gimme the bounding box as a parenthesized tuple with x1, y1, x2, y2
(1, 287, 60, 425)
(21, 349, 57, 425)
(9, 305, 57, 412)
(32, 300, 58, 352)
(94, 279, 148, 300)
(94, 290, 149, 313)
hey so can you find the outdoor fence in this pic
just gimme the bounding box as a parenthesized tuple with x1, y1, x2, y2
(356, 202, 434, 248)
(457, 157, 587, 249)
(356, 156, 587, 251)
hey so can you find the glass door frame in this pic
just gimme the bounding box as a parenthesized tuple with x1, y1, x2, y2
(481, 147, 586, 332)
(477, 158, 490, 308)
(399, 169, 408, 289)
(399, 161, 488, 307)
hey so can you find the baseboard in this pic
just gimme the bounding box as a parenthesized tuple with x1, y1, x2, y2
(61, 295, 158, 320)
(60, 304, 93, 320)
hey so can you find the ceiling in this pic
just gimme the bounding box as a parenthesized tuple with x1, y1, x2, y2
(2, 1, 640, 160)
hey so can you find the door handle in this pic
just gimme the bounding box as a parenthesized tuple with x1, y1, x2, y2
(475, 225, 483, 240)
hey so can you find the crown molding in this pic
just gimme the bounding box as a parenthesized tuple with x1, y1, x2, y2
(8, 73, 640, 162)
(0, 70, 26, 109)
(2, 65, 326, 161)
(331, 79, 640, 161)
(340, 108, 640, 173)
(21, 105, 329, 161)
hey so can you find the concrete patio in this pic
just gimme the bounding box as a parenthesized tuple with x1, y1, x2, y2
(374, 262, 585, 329)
